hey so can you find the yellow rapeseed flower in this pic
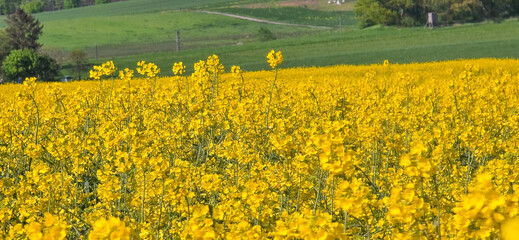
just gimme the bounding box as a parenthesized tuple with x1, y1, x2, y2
(88, 217, 130, 240)
(267, 49, 283, 68)
(172, 62, 186, 75)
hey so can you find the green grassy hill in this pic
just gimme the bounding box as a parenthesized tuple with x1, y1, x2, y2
(0, 0, 339, 61)
(0, 0, 243, 25)
(39, 11, 325, 50)
(0, 0, 517, 79)
(104, 19, 519, 74)
(1, 0, 330, 51)
(213, 7, 355, 28)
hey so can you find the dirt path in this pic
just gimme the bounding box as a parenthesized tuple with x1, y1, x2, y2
(196, 10, 333, 29)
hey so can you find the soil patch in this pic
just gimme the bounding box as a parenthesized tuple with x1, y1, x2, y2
(279, 0, 319, 7)
(239, 0, 320, 9)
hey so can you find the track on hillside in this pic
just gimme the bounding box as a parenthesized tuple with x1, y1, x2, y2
(196, 10, 334, 29)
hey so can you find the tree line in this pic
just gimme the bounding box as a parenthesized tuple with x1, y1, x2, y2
(0, 0, 124, 15)
(354, 0, 519, 28)
(0, 8, 89, 83)
(0, 8, 61, 82)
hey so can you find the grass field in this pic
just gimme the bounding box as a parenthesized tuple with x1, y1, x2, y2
(0, 0, 246, 24)
(0, 0, 517, 79)
(212, 7, 356, 28)
(233, 0, 357, 11)
(98, 19, 519, 76)
(1, 0, 335, 51)
(39, 11, 325, 50)
(0, 0, 340, 77)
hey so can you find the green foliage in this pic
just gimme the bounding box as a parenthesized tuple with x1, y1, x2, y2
(64, 0, 80, 9)
(34, 53, 60, 81)
(0, 0, 125, 14)
(355, 0, 519, 27)
(400, 16, 417, 27)
(4, 8, 43, 50)
(354, 0, 397, 28)
(0, 0, 19, 15)
(2, 48, 38, 82)
(257, 27, 276, 41)
(448, 0, 484, 22)
(480, 0, 517, 17)
(2, 49, 60, 82)
(68, 49, 87, 80)
(0, 30, 12, 62)
(20, 0, 44, 13)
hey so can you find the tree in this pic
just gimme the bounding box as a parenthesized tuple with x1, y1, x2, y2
(354, 0, 398, 28)
(388, 0, 424, 25)
(0, 31, 13, 62)
(0, 0, 19, 15)
(480, 0, 519, 18)
(4, 7, 42, 50)
(2, 49, 60, 82)
(2, 48, 37, 82)
(64, 0, 79, 8)
(20, 0, 44, 13)
(68, 49, 87, 80)
(447, 0, 483, 22)
(0, 30, 13, 81)
(354, 0, 519, 27)
(34, 53, 60, 81)
(42, 0, 56, 11)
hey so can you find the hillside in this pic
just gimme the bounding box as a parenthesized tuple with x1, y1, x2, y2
(0, 0, 517, 78)
(104, 19, 519, 74)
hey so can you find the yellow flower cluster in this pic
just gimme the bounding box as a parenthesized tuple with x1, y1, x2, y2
(230, 65, 242, 76)
(119, 68, 134, 81)
(206, 55, 224, 74)
(172, 62, 186, 76)
(137, 61, 160, 78)
(88, 217, 131, 240)
(9, 213, 67, 240)
(89, 61, 116, 80)
(1, 52, 519, 239)
(267, 50, 283, 69)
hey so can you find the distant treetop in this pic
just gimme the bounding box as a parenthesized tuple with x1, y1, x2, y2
(5, 8, 43, 50)
(354, 0, 519, 28)
(0, 0, 125, 15)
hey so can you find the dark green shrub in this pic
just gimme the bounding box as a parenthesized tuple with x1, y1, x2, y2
(2, 49, 60, 82)
(257, 27, 276, 41)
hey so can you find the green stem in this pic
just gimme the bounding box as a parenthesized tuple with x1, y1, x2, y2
(239, 74, 244, 102)
(265, 69, 278, 131)
(142, 167, 146, 223)
(157, 177, 165, 238)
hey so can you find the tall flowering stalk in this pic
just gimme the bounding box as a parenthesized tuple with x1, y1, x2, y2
(206, 55, 224, 107)
(231, 65, 245, 101)
(137, 60, 160, 99)
(173, 61, 190, 120)
(265, 49, 283, 131)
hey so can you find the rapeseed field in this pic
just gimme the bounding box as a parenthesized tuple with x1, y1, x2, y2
(1, 51, 519, 239)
